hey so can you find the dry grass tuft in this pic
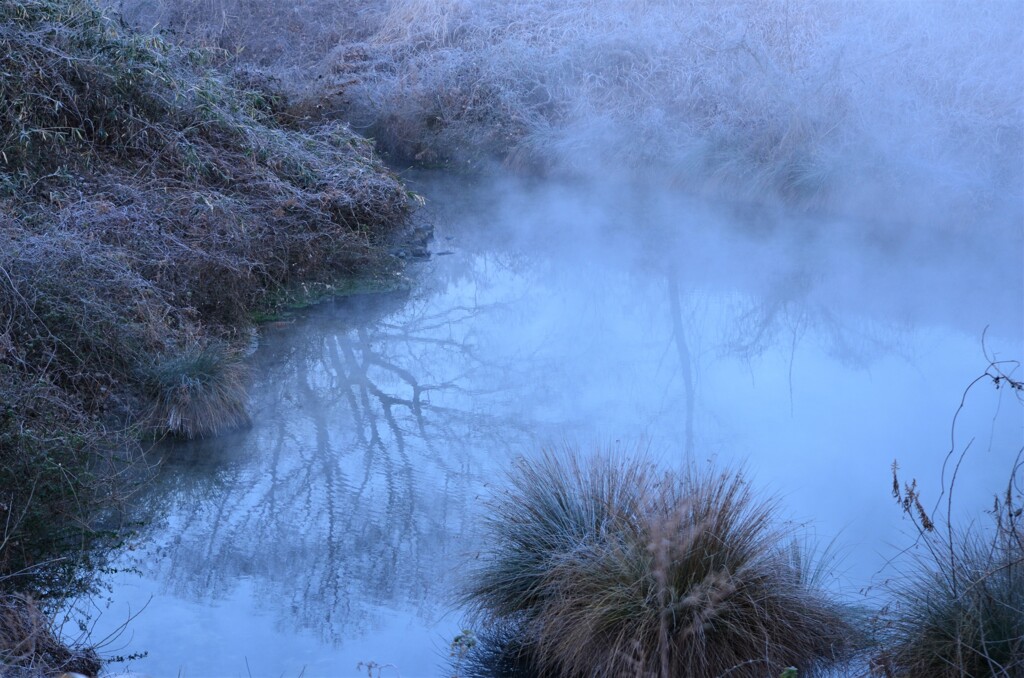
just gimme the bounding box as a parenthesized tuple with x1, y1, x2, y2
(450, 619, 540, 678)
(145, 342, 250, 439)
(466, 447, 862, 677)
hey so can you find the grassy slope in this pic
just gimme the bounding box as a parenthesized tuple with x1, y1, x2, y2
(0, 0, 409, 624)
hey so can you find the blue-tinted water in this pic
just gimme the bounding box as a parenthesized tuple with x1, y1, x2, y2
(92, 173, 1023, 677)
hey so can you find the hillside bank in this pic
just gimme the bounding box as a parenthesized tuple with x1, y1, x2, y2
(0, 1, 409, 670)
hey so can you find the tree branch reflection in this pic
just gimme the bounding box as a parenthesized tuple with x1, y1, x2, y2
(127, 290, 530, 645)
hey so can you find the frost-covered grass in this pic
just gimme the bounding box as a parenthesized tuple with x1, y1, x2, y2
(1, 0, 408, 425)
(881, 404, 1024, 678)
(0, 0, 408, 612)
(145, 342, 250, 439)
(120, 1, 1023, 230)
(464, 448, 864, 677)
(339, 1, 1020, 226)
(879, 521, 1023, 677)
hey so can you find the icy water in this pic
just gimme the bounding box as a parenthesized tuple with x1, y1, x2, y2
(93, 173, 1022, 677)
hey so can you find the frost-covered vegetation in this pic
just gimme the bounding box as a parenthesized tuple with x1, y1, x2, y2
(456, 442, 1023, 677)
(1, 0, 408, 668)
(879, 507, 1023, 677)
(877, 365, 1024, 678)
(4, 0, 1020, 673)
(120, 0, 1023, 232)
(462, 449, 865, 677)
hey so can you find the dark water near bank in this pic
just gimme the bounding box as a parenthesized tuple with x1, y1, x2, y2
(91, 173, 1022, 677)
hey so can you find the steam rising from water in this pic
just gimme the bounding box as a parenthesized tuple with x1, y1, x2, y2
(338, 0, 1023, 233)
(93, 1, 1023, 673)
(94, 171, 1021, 674)
(118, 1, 1023, 233)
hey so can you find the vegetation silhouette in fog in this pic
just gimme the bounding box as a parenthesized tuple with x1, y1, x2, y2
(136, 0, 1016, 232)
(464, 448, 862, 677)
(0, 594, 101, 676)
(879, 506, 1023, 677)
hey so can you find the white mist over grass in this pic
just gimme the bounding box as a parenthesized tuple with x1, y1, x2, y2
(340, 0, 1022, 233)
(115, 0, 1023, 233)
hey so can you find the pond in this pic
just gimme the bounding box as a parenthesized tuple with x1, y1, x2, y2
(91, 172, 1023, 677)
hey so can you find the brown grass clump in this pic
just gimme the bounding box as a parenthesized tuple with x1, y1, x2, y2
(878, 447, 1024, 677)
(465, 448, 862, 677)
(877, 522, 1023, 677)
(145, 342, 250, 439)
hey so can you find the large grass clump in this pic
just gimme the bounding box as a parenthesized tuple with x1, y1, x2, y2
(881, 526, 1023, 677)
(145, 342, 250, 439)
(464, 448, 862, 677)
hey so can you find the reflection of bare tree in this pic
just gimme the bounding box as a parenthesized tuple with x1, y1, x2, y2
(724, 269, 911, 366)
(660, 248, 915, 446)
(98, 174, 1021, 674)
(124, 289, 535, 646)
(667, 269, 695, 456)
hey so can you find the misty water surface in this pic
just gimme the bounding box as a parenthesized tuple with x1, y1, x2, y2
(91, 172, 1022, 677)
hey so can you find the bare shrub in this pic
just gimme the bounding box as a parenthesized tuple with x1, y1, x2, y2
(466, 448, 862, 677)
(0, 594, 101, 677)
(0, 228, 176, 397)
(0, 368, 131, 597)
(879, 362, 1024, 677)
